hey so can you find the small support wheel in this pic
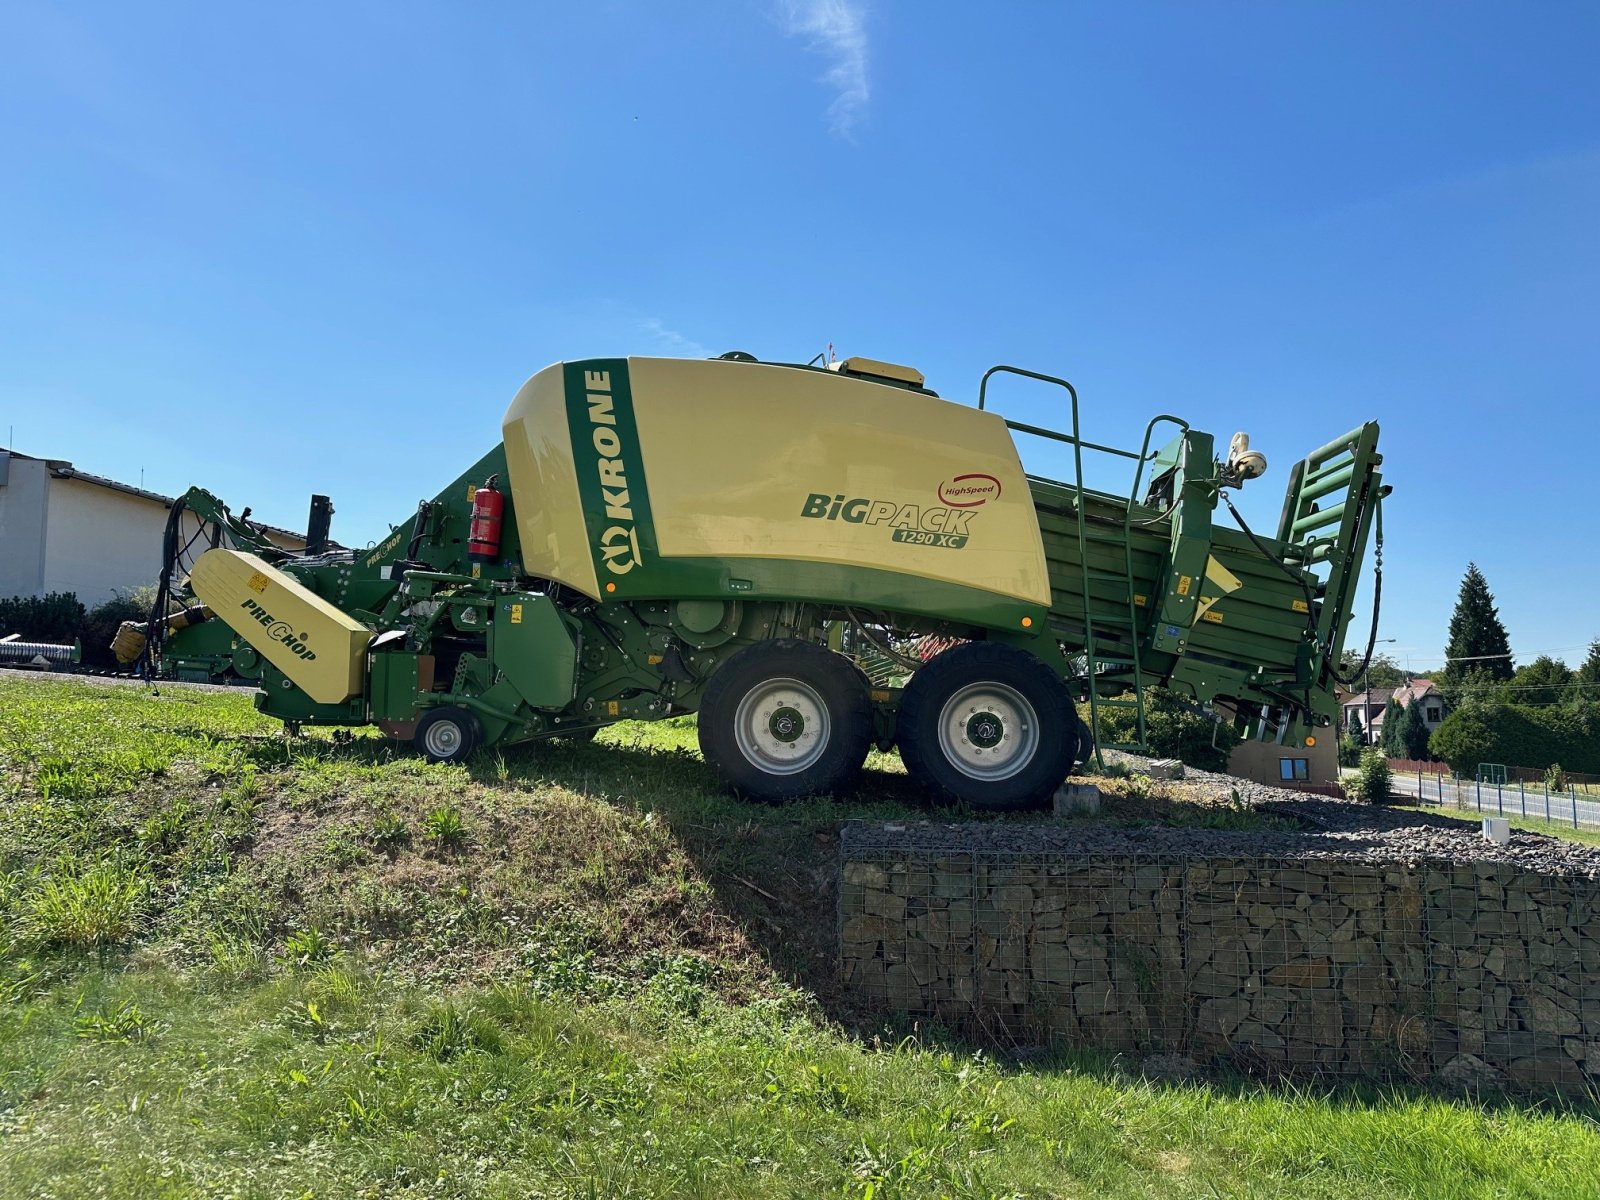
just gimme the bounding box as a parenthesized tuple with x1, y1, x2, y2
(699, 639, 872, 802)
(415, 706, 482, 764)
(896, 642, 1079, 810)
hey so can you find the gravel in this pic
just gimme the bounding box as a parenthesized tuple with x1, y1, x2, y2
(0, 666, 242, 693)
(843, 751, 1600, 878)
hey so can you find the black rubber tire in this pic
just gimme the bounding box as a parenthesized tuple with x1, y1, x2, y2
(414, 706, 482, 764)
(698, 638, 872, 802)
(896, 641, 1080, 811)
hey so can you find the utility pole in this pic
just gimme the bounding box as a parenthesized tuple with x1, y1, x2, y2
(1365, 638, 1398, 745)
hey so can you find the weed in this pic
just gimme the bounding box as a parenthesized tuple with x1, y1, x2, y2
(284, 926, 331, 967)
(25, 861, 147, 952)
(423, 804, 466, 849)
(414, 1001, 503, 1061)
(320, 824, 364, 866)
(138, 800, 191, 853)
(367, 810, 408, 849)
(207, 934, 270, 985)
(75, 997, 160, 1044)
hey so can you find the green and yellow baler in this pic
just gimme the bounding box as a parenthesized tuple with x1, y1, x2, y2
(123, 352, 1387, 809)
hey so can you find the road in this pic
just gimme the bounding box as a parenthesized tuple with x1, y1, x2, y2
(1388, 769, 1600, 830)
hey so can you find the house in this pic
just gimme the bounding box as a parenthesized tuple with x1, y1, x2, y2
(1339, 679, 1449, 746)
(0, 448, 311, 609)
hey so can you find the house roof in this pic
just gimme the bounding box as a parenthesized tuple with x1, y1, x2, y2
(3, 448, 319, 546)
(1341, 689, 1390, 709)
(1392, 679, 1441, 706)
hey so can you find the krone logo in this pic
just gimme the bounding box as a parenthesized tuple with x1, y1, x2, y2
(937, 473, 1002, 508)
(600, 524, 641, 574)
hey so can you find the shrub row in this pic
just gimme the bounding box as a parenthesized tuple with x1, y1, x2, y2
(1429, 701, 1600, 776)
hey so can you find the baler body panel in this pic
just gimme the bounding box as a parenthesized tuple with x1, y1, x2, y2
(501, 357, 1050, 630)
(188, 548, 369, 704)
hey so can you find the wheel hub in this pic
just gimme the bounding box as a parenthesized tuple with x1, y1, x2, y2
(733, 677, 831, 776)
(937, 682, 1040, 782)
(424, 721, 461, 758)
(966, 711, 1004, 749)
(768, 705, 805, 743)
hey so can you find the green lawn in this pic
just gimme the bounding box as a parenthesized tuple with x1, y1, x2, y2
(4, 677, 1600, 1198)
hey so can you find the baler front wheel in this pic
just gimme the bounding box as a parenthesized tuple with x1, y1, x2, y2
(896, 642, 1078, 811)
(699, 639, 871, 802)
(415, 706, 482, 765)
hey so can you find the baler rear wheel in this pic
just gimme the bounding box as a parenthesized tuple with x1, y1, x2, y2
(415, 706, 482, 765)
(699, 639, 871, 802)
(896, 642, 1078, 811)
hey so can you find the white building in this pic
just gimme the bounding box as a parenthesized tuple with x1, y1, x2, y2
(0, 449, 307, 608)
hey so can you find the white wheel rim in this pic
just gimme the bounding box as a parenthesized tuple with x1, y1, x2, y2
(937, 682, 1039, 781)
(424, 720, 463, 758)
(732, 676, 830, 776)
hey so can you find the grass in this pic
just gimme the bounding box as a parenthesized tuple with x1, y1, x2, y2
(3, 676, 1600, 1197)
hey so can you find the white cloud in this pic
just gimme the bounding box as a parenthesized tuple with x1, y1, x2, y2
(778, 0, 870, 137)
(640, 317, 713, 359)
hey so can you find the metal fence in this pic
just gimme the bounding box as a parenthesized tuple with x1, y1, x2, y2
(1392, 769, 1600, 831)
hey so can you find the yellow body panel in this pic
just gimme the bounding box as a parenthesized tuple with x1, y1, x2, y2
(503, 367, 601, 598)
(629, 358, 1050, 605)
(189, 549, 369, 703)
(502, 357, 1050, 607)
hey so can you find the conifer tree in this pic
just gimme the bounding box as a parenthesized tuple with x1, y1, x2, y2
(1401, 697, 1431, 759)
(1442, 563, 1514, 697)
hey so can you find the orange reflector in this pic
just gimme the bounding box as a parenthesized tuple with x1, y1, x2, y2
(1305, 735, 1317, 747)
(605, 582, 616, 593)
(1021, 616, 1033, 628)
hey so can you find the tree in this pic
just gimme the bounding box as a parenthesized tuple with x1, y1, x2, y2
(1380, 696, 1406, 756)
(1338, 650, 1405, 690)
(1429, 707, 1498, 776)
(1506, 655, 1571, 707)
(1347, 709, 1364, 743)
(1578, 640, 1600, 685)
(1400, 697, 1431, 760)
(1441, 563, 1514, 698)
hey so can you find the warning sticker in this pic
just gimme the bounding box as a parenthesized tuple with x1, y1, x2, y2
(247, 572, 269, 594)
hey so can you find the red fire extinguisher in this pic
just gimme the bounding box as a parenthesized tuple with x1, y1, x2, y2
(468, 474, 505, 562)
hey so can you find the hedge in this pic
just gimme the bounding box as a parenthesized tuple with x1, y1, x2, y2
(1429, 701, 1600, 776)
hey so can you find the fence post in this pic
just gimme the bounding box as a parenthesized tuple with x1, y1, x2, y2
(1574, 786, 1581, 831)
(1475, 777, 1481, 812)
(1519, 779, 1527, 819)
(1497, 781, 1503, 815)
(1545, 779, 1551, 823)
(1418, 767, 1424, 804)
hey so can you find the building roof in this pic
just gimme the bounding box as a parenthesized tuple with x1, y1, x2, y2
(3, 448, 317, 546)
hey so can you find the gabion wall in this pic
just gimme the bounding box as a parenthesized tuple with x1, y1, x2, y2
(840, 838, 1600, 1092)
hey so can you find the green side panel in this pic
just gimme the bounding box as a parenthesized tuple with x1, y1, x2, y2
(489, 593, 578, 710)
(369, 652, 421, 721)
(253, 665, 367, 725)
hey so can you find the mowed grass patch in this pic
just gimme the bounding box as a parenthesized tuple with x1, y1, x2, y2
(5, 676, 1600, 1198)
(4, 961, 1600, 1200)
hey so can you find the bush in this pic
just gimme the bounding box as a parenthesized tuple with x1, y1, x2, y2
(1430, 701, 1600, 776)
(0, 592, 84, 643)
(1090, 689, 1241, 772)
(1343, 750, 1392, 804)
(80, 588, 156, 668)
(1546, 764, 1568, 794)
(1337, 732, 1362, 769)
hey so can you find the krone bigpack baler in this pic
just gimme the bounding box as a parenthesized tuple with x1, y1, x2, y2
(121, 352, 1388, 810)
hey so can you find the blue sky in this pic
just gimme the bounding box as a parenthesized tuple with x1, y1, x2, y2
(3, 2, 1597, 673)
